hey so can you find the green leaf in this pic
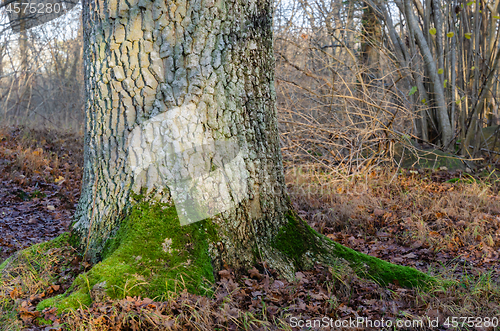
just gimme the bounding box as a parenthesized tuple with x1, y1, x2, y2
(456, 96, 466, 105)
(471, 66, 475, 70)
(429, 28, 437, 35)
(494, 15, 500, 19)
(438, 68, 444, 74)
(466, 1, 474, 5)
(464, 33, 472, 39)
(421, 98, 427, 104)
(444, 79, 448, 88)
(447, 32, 454, 38)
(409, 86, 418, 96)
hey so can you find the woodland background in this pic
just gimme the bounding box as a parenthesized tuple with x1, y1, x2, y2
(2, 0, 500, 169)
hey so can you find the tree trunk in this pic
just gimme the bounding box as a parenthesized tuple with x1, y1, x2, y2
(58, 0, 432, 306)
(17, 14, 30, 118)
(360, 1, 382, 84)
(400, 0, 453, 147)
(75, 0, 302, 277)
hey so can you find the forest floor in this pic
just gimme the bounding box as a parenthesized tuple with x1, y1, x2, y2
(0, 126, 499, 330)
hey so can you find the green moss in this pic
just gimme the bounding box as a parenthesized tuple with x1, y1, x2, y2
(273, 212, 434, 288)
(272, 212, 322, 269)
(39, 233, 71, 250)
(68, 231, 81, 249)
(1, 233, 71, 273)
(37, 292, 91, 312)
(393, 143, 466, 170)
(38, 202, 216, 312)
(327, 239, 434, 288)
(35, 317, 54, 326)
(0, 233, 81, 317)
(37, 294, 64, 311)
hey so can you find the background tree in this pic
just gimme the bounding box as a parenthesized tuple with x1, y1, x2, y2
(364, 0, 500, 153)
(0, 0, 83, 129)
(360, 1, 382, 84)
(4, 0, 500, 172)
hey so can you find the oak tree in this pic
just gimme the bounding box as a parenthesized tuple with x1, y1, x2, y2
(63, 0, 429, 302)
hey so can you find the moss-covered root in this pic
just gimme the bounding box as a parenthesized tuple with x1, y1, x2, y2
(272, 212, 434, 288)
(38, 202, 216, 312)
(0, 232, 71, 273)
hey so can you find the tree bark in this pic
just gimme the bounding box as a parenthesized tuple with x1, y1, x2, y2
(360, 1, 382, 84)
(400, 0, 453, 147)
(75, 0, 297, 276)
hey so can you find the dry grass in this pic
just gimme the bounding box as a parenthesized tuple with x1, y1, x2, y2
(284, 164, 500, 327)
(285, 165, 500, 255)
(419, 268, 500, 322)
(275, 12, 419, 176)
(0, 235, 80, 330)
(0, 126, 83, 184)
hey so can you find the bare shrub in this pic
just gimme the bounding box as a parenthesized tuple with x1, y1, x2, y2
(275, 0, 418, 177)
(0, 5, 83, 132)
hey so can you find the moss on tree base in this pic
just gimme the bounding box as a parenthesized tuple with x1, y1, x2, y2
(328, 240, 433, 288)
(24, 204, 434, 313)
(273, 212, 434, 288)
(37, 201, 216, 312)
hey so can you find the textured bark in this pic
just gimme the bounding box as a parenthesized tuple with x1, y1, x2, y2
(75, 0, 297, 278)
(432, 0, 444, 84)
(360, 1, 382, 83)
